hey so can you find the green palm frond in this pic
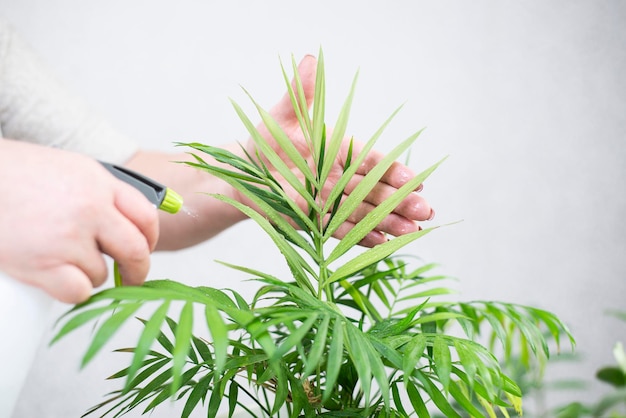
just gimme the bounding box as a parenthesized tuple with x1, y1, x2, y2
(52, 51, 575, 418)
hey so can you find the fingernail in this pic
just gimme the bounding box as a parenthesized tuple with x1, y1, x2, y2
(415, 184, 424, 192)
(427, 208, 435, 221)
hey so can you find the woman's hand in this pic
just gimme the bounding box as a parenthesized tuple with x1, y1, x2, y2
(0, 139, 159, 303)
(244, 55, 434, 247)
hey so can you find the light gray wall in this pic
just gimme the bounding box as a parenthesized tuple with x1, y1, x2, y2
(2, 1, 625, 416)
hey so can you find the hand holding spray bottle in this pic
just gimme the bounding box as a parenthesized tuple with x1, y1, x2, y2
(0, 161, 183, 416)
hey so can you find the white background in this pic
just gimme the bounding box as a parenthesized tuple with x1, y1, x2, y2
(2, 1, 625, 416)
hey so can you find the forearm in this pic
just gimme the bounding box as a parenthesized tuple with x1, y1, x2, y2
(124, 146, 247, 251)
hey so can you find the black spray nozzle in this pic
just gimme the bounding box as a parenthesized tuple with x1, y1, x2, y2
(99, 161, 183, 214)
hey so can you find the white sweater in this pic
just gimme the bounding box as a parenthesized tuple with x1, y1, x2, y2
(0, 19, 137, 163)
(0, 19, 139, 417)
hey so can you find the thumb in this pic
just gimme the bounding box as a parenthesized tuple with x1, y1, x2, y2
(271, 54, 317, 122)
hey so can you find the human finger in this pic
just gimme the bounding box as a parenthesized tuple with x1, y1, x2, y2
(70, 243, 109, 288)
(344, 142, 418, 190)
(338, 195, 423, 237)
(36, 264, 94, 304)
(340, 174, 433, 221)
(96, 210, 151, 287)
(331, 220, 388, 248)
(113, 182, 160, 252)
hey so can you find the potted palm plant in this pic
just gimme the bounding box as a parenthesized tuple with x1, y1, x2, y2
(52, 51, 574, 417)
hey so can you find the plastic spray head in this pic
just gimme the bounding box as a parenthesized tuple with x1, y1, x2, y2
(100, 161, 183, 214)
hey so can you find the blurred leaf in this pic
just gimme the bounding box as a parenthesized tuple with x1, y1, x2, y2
(597, 366, 626, 388)
(615, 341, 626, 375)
(50, 304, 120, 346)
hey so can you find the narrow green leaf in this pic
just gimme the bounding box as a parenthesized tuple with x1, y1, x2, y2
(414, 370, 462, 418)
(183, 160, 265, 185)
(505, 305, 548, 358)
(191, 336, 212, 364)
(125, 301, 171, 389)
(323, 319, 345, 403)
(205, 304, 228, 374)
(528, 306, 575, 352)
(481, 303, 509, 350)
(289, 54, 314, 145)
(180, 143, 265, 179)
(128, 366, 172, 411)
(171, 302, 194, 395)
(338, 279, 383, 323)
(322, 105, 404, 216)
(451, 366, 510, 408)
(81, 302, 142, 368)
(412, 311, 467, 325)
(230, 98, 319, 212)
(303, 314, 330, 378)
(454, 340, 478, 389)
(327, 157, 445, 263)
(319, 70, 358, 187)
(271, 364, 290, 415)
(433, 337, 451, 391)
(448, 380, 486, 418)
(279, 58, 312, 151)
(403, 335, 427, 385)
(245, 94, 316, 187)
(398, 287, 457, 303)
(181, 373, 212, 418)
(211, 193, 316, 295)
(198, 166, 318, 259)
(405, 380, 430, 418)
(272, 314, 319, 361)
(207, 380, 223, 418)
(289, 373, 310, 417)
(51, 304, 120, 346)
(391, 382, 409, 416)
(326, 227, 436, 286)
(365, 336, 390, 410)
(345, 324, 373, 404)
(144, 365, 201, 414)
(311, 48, 326, 168)
(476, 392, 498, 418)
(324, 128, 426, 240)
(124, 357, 170, 395)
(107, 354, 162, 380)
(228, 380, 239, 417)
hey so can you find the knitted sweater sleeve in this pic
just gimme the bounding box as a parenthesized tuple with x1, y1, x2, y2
(0, 19, 138, 163)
